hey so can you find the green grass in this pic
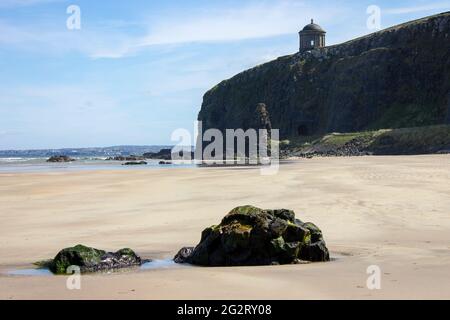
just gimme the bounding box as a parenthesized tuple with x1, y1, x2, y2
(321, 132, 373, 146)
(281, 124, 450, 155)
(370, 125, 450, 154)
(369, 103, 442, 130)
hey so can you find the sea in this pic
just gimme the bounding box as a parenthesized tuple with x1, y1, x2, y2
(0, 157, 196, 173)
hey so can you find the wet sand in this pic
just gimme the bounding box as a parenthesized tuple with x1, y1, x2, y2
(0, 156, 449, 299)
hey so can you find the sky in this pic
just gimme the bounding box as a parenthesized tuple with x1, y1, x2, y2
(0, 0, 449, 149)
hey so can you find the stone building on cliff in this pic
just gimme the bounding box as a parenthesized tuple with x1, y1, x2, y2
(299, 19, 326, 52)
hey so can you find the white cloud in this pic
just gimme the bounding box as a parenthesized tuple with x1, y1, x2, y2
(8, 0, 446, 60)
(139, 1, 340, 46)
(0, 0, 344, 59)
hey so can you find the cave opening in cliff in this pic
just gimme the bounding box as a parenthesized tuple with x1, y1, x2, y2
(297, 124, 309, 136)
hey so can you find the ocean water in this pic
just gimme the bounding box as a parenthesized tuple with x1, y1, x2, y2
(141, 259, 180, 270)
(0, 157, 197, 173)
(7, 268, 53, 276)
(5, 259, 184, 277)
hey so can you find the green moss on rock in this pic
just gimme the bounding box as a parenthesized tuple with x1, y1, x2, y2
(45, 244, 144, 274)
(175, 206, 330, 266)
(51, 244, 105, 274)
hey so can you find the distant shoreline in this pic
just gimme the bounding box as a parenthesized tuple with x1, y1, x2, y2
(0, 145, 174, 158)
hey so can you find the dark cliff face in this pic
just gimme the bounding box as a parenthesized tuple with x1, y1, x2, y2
(198, 12, 450, 139)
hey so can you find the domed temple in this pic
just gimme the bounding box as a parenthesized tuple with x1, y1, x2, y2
(299, 19, 326, 52)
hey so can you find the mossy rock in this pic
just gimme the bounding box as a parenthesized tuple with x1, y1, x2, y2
(302, 222, 324, 243)
(270, 209, 296, 223)
(45, 245, 144, 274)
(221, 205, 265, 225)
(300, 240, 330, 262)
(221, 222, 252, 253)
(33, 259, 54, 269)
(50, 245, 105, 274)
(284, 223, 310, 243)
(174, 206, 330, 266)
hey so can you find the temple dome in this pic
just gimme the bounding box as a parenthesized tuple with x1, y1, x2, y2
(301, 19, 326, 33)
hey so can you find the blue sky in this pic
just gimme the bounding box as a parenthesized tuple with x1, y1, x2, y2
(0, 0, 449, 149)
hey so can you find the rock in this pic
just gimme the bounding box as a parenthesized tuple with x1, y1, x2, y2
(145, 149, 194, 161)
(174, 247, 195, 263)
(174, 206, 330, 266)
(292, 258, 311, 265)
(122, 161, 147, 166)
(159, 161, 173, 165)
(107, 155, 145, 161)
(280, 125, 450, 158)
(143, 149, 172, 160)
(254, 103, 272, 132)
(46, 155, 75, 163)
(300, 240, 329, 262)
(47, 244, 146, 274)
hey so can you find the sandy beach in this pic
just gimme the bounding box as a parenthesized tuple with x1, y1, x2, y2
(0, 155, 449, 300)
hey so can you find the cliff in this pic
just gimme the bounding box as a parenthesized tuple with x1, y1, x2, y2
(198, 12, 450, 139)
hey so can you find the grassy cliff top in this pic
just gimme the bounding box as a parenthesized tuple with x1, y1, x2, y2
(281, 125, 450, 156)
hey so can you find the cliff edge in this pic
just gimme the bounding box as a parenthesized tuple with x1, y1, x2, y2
(198, 12, 450, 139)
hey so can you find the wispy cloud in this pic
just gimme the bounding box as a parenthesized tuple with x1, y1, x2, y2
(385, 1, 450, 14)
(0, 0, 344, 59)
(0, 19, 137, 58)
(1, 1, 447, 57)
(0, 0, 63, 8)
(139, 1, 340, 46)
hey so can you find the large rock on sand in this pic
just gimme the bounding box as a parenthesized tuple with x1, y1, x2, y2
(47, 245, 145, 274)
(174, 206, 329, 266)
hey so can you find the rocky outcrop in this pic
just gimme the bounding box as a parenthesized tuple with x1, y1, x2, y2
(144, 149, 194, 161)
(43, 245, 146, 274)
(253, 103, 272, 132)
(281, 124, 450, 158)
(174, 206, 329, 266)
(122, 161, 147, 166)
(198, 12, 450, 140)
(143, 149, 173, 160)
(106, 155, 145, 161)
(46, 155, 75, 163)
